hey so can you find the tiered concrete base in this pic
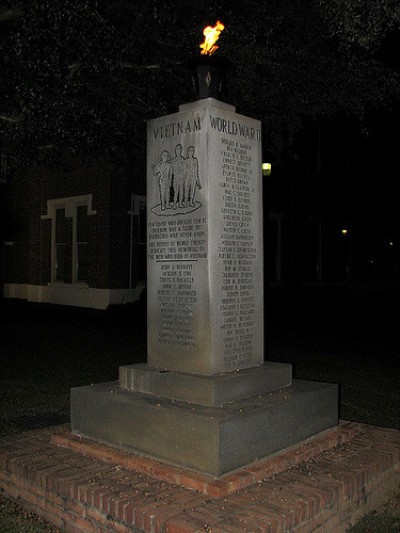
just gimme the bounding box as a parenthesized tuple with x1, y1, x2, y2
(71, 362, 338, 476)
(119, 361, 293, 406)
(1, 422, 399, 533)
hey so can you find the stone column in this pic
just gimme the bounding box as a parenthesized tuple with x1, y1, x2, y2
(146, 98, 263, 375)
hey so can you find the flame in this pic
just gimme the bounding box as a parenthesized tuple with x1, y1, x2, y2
(200, 20, 225, 56)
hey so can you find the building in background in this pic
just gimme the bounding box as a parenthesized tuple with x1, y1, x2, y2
(266, 113, 399, 287)
(1, 113, 398, 309)
(1, 154, 146, 309)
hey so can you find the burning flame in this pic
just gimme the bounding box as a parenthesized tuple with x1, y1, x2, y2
(200, 20, 225, 56)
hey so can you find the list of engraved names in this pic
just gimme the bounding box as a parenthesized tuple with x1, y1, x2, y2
(218, 138, 257, 370)
(148, 217, 207, 348)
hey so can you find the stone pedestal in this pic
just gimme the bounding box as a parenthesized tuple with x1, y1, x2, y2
(119, 362, 292, 406)
(71, 98, 338, 477)
(146, 98, 263, 375)
(71, 379, 338, 477)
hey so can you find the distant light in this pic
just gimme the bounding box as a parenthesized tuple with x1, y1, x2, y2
(341, 228, 348, 235)
(389, 241, 394, 247)
(262, 162, 272, 176)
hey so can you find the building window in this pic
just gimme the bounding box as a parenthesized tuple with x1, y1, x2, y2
(55, 208, 66, 281)
(42, 195, 96, 284)
(138, 202, 147, 245)
(76, 205, 88, 282)
(129, 195, 146, 283)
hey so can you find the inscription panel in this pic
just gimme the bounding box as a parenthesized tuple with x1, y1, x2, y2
(147, 107, 210, 374)
(147, 100, 263, 375)
(218, 140, 257, 370)
(208, 113, 263, 373)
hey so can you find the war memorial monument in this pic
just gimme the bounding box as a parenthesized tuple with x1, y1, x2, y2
(71, 26, 338, 477)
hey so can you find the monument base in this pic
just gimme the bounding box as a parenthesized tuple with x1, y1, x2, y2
(71, 377, 338, 477)
(119, 361, 293, 406)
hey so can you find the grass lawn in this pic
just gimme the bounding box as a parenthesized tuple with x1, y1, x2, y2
(0, 283, 399, 531)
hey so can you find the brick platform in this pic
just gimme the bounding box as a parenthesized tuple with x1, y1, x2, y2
(1, 421, 399, 532)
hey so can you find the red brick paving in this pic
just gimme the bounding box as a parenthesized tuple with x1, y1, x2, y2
(50, 421, 357, 497)
(0, 420, 399, 532)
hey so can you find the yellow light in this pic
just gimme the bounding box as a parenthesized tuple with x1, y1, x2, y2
(341, 229, 348, 235)
(262, 162, 271, 176)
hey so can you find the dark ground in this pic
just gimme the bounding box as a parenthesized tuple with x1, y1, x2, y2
(0, 282, 399, 532)
(0, 280, 399, 436)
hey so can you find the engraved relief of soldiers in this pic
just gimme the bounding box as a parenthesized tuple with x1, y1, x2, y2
(171, 144, 186, 209)
(153, 150, 172, 211)
(185, 146, 202, 207)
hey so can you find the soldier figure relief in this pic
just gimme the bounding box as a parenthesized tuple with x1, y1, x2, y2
(152, 143, 202, 215)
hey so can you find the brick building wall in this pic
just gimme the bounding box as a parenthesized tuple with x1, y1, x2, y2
(3, 154, 145, 308)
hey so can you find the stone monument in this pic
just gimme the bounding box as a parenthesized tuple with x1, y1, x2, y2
(146, 98, 263, 375)
(71, 57, 338, 477)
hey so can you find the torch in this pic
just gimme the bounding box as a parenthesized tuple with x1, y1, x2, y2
(187, 20, 230, 100)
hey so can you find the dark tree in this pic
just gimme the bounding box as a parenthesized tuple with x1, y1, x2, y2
(0, 0, 399, 163)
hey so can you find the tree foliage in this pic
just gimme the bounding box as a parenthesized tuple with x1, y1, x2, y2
(319, 0, 400, 51)
(0, 0, 399, 164)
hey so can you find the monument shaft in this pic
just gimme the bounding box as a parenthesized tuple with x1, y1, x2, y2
(147, 98, 263, 375)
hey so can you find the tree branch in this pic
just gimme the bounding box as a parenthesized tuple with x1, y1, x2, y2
(0, 6, 22, 22)
(0, 114, 21, 123)
(120, 62, 161, 70)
